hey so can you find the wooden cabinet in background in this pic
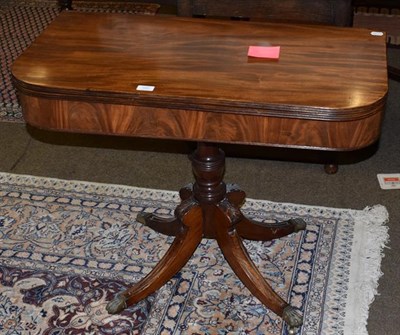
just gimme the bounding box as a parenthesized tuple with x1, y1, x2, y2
(177, 0, 353, 26)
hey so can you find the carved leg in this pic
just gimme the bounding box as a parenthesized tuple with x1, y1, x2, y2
(106, 206, 203, 314)
(223, 189, 306, 241)
(110, 142, 304, 331)
(237, 216, 306, 241)
(136, 186, 195, 237)
(136, 213, 181, 236)
(214, 206, 303, 328)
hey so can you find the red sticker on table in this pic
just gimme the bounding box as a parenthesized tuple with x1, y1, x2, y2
(248, 46, 280, 59)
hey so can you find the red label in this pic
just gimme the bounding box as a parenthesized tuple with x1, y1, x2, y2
(384, 177, 400, 182)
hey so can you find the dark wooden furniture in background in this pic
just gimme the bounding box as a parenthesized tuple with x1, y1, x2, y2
(353, 0, 400, 83)
(59, 0, 72, 10)
(12, 12, 388, 331)
(177, 0, 353, 26)
(354, 0, 400, 8)
(59, 0, 175, 11)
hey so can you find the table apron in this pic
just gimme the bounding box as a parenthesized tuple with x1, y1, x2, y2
(19, 94, 384, 151)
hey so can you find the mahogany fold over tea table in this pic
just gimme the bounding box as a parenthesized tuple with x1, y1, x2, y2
(12, 12, 388, 330)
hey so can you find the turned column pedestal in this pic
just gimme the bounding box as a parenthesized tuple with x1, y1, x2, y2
(106, 142, 305, 329)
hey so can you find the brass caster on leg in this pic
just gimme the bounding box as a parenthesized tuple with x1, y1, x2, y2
(106, 293, 127, 314)
(290, 218, 307, 232)
(282, 305, 303, 332)
(136, 212, 149, 225)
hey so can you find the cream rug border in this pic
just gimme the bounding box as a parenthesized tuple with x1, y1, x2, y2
(0, 172, 390, 334)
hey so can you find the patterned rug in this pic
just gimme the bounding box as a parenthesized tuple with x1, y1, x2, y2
(0, 0, 159, 123)
(0, 172, 389, 334)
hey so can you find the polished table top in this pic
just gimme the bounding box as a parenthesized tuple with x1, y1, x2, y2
(12, 11, 388, 150)
(10, 11, 389, 327)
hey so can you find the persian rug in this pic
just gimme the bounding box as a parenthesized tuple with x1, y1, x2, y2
(0, 172, 389, 334)
(0, 0, 159, 123)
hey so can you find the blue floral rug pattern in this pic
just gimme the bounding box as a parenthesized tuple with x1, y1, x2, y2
(0, 172, 388, 334)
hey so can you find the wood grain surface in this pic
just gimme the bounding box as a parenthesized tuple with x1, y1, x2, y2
(12, 11, 388, 150)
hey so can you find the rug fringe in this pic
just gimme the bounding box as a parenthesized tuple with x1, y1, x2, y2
(344, 205, 389, 335)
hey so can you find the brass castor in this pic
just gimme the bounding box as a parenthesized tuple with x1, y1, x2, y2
(283, 305, 303, 333)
